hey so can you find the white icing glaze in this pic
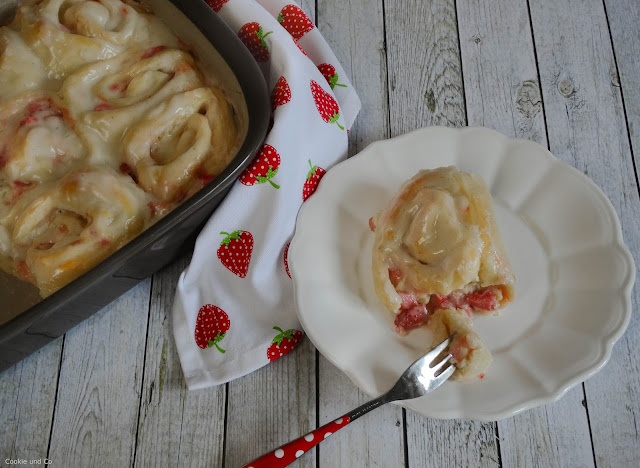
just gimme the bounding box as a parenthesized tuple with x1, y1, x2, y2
(0, 0, 246, 296)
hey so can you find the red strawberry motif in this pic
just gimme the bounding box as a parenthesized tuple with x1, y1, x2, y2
(318, 63, 347, 89)
(205, 0, 228, 12)
(239, 144, 281, 189)
(302, 159, 326, 201)
(272, 76, 291, 111)
(217, 230, 253, 278)
(284, 242, 291, 278)
(267, 326, 303, 361)
(238, 22, 272, 62)
(310, 80, 343, 130)
(195, 305, 230, 352)
(277, 5, 314, 40)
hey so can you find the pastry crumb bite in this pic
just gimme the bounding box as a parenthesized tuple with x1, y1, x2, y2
(428, 308, 492, 382)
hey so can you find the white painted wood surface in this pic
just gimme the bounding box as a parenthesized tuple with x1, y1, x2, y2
(1, 0, 639, 467)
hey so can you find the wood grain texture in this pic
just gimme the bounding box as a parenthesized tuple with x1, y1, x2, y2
(405, 413, 500, 468)
(134, 254, 227, 468)
(0, 340, 61, 461)
(224, 337, 316, 468)
(385, 0, 500, 464)
(528, 0, 640, 466)
(317, 360, 405, 467)
(457, 0, 545, 145)
(318, 0, 389, 156)
(47, 281, 151, 467)
(604, 0, 640, 168)
(456, 1, 595, 466)
(385, 0, 466, 134)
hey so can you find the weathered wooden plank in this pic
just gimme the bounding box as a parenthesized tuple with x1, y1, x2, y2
(318, 360, 405, 467)
(384, 0, 500, 465)
(457, 0, 546, 145)
(315, 0, 404, 466)
(224, 337, 316, 467)
(47, 281, 151, 467)
(456, 1, 595, 466)
(386, 0, 466, 134)
(527, 0, 640, 466)
(0, 339, 61, 462)
(604, 0, 640, 167)
(134, 254, 227, 467)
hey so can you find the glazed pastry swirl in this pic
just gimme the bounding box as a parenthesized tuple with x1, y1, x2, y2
(123, 87, 241, 201)
(372, 167, 515, 315)
(0, 91, 86, 185)
(10, 0, 179, 79)
(0, 0, 246, 298)
(7, 166, 150, 296)
(61, 47, 203, 153)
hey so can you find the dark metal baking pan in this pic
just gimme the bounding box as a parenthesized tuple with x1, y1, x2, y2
(0, 0, 270, 372)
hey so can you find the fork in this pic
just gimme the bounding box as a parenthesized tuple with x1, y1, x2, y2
(242, 335, 456, 468)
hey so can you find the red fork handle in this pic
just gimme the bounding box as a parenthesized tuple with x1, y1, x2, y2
(241, 415, 351, 468)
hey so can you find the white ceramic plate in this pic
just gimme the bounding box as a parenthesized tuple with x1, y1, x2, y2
(289, 126, 635, 421)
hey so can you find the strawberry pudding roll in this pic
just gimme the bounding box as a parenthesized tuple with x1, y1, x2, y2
(370, 166, 515, 334)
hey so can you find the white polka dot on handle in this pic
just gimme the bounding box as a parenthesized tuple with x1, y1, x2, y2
(274, 448, 284, 458)
(334, 417, 343, 424)
(295, 450, 304, 458)
(324, 432, 332, 439)
(304, 433, 314, 442)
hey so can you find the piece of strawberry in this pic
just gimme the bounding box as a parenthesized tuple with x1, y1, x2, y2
(205, 0, 228, 12)
(284, 242, 291, 278)
(267, 326, 303, 361)
(194, 304, 230, 352)
(271, 76, 291, 111)
(310, 80, 344, 130)
(217, 230, 253, 278)
(239, 144, 281, 189)
(318, 63, 347, 89)
(238, 22, 272, 62)
(277, 5, 314, 40)
(302, 159, 326, 201)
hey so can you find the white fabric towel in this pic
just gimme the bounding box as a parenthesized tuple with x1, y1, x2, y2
(172, 0, 361, 389)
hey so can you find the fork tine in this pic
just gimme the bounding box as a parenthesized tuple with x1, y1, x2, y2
(425, 335, 454, 365)
(430, 353, 453, 375)
(430, 362, 456, 389)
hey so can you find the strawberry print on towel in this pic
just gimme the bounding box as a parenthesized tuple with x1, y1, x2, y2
(302, 159, 325, 201)
(272, 76, 292, 111)
(283, 242, 291, 279)
(238, 22, 272, 62)
(206, 0, 228, 12)
(217, 230, 253, 278)
(318, 63, 346, 89)
(311, 80, 343, 130)
(172, 0, 361, 391)
(277, 4, 314, 40)
(267, 326, 303, 361)
(195, 305, 230, 353)
(239, 144, 281, 189)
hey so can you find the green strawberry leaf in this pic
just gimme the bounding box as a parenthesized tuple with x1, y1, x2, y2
(255, 166, 280, 189)
(306, 159, 318, 180)
(208, 331, 226, 353)
(257, 27, 273, 49)
(219, 230, 242, 246)
(329, 111, 344, 130)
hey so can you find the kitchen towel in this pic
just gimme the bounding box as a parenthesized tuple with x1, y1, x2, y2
(173, 0, 361, 389)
